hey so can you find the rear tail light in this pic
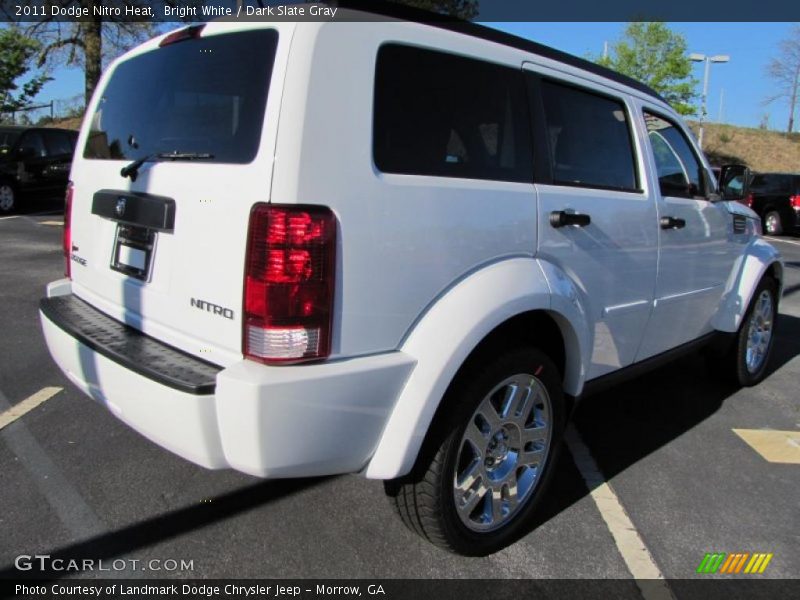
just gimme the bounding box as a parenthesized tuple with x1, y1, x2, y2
(791, 194, 800, 209)
(745, 193, 754, 208)
(63, 182, 73, 279)
(244, 204, 336, 364)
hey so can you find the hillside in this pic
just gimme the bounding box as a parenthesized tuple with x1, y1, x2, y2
(689, 122, 800, 173)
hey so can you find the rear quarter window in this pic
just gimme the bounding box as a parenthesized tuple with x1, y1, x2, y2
(373, 44, 533, 183)
(84, 29, 278, 164)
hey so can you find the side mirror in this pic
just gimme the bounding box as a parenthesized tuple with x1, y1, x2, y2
(718, 164, 750, 202)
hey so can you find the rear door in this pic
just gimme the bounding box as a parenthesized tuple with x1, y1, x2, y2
(525, 66, 659, 380)
(68, 26, 288, 367)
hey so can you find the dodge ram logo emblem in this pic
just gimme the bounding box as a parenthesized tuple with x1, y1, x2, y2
(115, 198, 126, 217)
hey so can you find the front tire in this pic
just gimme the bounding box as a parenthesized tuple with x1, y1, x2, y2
(733, 277, 778, 386)
(385, 347, 564, 556)
(0, 182, 16, 213)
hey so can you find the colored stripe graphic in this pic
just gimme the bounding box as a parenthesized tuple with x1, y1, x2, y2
(744, 553, 774, 574)
(697, 553, 726, 574)
(698, 552, 773, 574)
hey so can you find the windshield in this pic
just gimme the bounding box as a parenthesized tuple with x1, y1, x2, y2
(84, 29, 278, 164)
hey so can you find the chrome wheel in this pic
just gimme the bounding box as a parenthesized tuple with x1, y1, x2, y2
(764, 212, 781, 235)
(453, 373, 552, 533)
(745, 289, 774, 374)
(0, 184, 14, 212)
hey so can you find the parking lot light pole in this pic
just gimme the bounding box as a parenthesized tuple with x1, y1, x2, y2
(690, 53, 730, 149)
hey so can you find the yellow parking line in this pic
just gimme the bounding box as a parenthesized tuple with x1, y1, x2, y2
(39, 220, 63, 226)
(0, 387, 62, 431)
(733, 429, 800, 464)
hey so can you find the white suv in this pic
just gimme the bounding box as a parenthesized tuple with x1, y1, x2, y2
(40, 9, 783, 556)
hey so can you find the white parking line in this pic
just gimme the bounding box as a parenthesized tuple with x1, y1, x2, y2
(0, 215, 18, 220)
(0, 387, 62, 431)
(565, 425, 675, 600)
(764, 236, 800, 247)
(0, 386, 107, 541)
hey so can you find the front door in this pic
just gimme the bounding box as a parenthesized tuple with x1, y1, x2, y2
(635, 108, 733, 360)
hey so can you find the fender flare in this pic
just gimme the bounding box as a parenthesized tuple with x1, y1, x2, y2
(364, 257, 591, 480)
(711, 237, 784, 333)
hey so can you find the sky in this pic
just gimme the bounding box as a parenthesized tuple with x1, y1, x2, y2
(30, 21, 799, 131)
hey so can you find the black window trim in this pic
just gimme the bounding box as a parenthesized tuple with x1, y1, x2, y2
(372, 42, 535, 185)
(533, 75, 644, 195)
(642, 107, 710, 201)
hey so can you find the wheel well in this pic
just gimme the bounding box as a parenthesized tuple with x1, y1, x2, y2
(444, 311, 568, 414)
(765, 261, 783, 289)
(415, 310, 570, 475)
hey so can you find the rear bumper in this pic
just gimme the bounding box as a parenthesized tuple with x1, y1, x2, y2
(40, 282, 416, 477)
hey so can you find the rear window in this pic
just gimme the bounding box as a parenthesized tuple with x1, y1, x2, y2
(373, 44, 533, 183)
(84, 29, 278, 164)
(541, 80, 639, 192)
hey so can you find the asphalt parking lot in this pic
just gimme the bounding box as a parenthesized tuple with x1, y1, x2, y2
(1, 201, 798, 589)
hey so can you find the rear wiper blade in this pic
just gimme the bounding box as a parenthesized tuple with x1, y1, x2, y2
(120, 152, 214, 181)
(120, 154, 154, 181)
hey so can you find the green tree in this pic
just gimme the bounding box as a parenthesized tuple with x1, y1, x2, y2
(0, 28, 51, 117)
(597, 22, 698, 115)
(26, 1, 159, 107)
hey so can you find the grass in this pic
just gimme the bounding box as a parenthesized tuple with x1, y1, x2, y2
(689, 121, 800, 173)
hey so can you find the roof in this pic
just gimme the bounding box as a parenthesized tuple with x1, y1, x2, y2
(329, 0, 667, 104)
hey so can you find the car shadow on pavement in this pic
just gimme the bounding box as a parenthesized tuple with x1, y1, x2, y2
(0, 476, 328, 579)
(526, 311, 800, 539)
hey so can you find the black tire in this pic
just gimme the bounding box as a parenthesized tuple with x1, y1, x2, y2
(763, 209, 783, 236)
(0, 181, 16, 214)
(384, 347, 564, 556)
(708, 277, 779, 387)
(733, 277, 779, 386)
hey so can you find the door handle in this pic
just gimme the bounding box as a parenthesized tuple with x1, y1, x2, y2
(660, 216, 686, 230)
(550, 210, 591, 228)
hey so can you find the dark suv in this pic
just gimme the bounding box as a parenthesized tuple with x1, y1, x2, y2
(0, 126, 78, 213)
(746, 172, 800, 236)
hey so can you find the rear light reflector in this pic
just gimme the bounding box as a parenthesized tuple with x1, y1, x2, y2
(244, 204, 336, 364)
(791, 194, 800, 209)
(745, 193, 754, 208)
(63, 182, 74, 279)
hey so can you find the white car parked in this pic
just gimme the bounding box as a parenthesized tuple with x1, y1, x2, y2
(40, 7, 782, 555)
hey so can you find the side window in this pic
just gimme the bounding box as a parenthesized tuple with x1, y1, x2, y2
(644, 112, 706, 198)
(540, 80, 638, 192)
(43, 130, 74, 156)
(373, 44, 533, 183)
(17, 132, 47, 158)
